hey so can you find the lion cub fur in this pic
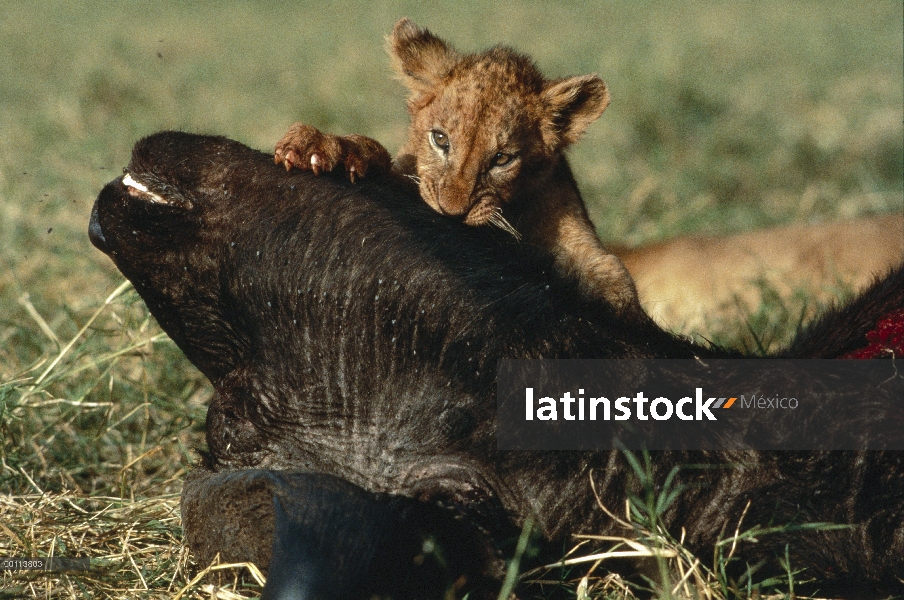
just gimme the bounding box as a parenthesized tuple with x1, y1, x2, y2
(275, 18, 639, 314)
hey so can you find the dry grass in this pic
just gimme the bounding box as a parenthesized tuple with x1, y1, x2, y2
(1, 281, 226, 599)
(0, 489, 271, 599)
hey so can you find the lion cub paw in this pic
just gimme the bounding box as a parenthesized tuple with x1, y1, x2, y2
(275, 123, 392, 183)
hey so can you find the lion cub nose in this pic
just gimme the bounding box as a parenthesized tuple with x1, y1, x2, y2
(436, 187, 473, 219)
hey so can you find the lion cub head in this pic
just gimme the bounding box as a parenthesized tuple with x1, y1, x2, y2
(389, 18, 610, 233)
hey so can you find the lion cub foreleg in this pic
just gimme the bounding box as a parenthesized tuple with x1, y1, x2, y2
(520, 161, 640, 315)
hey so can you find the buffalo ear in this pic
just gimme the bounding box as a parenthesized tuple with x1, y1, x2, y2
(540, 75, 610, 151)
(387, 18, 459, 97)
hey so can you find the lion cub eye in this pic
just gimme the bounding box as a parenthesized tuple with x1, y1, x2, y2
(430, 130, 450, 152)
(492, 153, 513, 167)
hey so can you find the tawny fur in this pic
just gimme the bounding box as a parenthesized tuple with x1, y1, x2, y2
(275, 18, 640, 315)
(614, 213, 904, 332)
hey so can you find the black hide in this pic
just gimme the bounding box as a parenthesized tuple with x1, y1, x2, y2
(90, 132, 904, 599)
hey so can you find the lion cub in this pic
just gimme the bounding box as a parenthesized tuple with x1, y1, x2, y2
(276, 18, 640, 315)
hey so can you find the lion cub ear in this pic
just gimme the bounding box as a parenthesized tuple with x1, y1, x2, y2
(540, 75, 611, 151)
(387, 18, 459, 97)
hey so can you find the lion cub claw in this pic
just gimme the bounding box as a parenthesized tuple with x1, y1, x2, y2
(275, 123, 392, 182)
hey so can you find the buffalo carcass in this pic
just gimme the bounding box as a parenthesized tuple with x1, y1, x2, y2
(89, 132, 904, 599)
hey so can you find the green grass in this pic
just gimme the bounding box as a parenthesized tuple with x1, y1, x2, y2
(1, 1, 902, 597)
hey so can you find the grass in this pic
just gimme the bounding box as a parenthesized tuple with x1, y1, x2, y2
(1, 1, 902, 597)
(704, 276, 856, 355)
(510, 450, 843, 599)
